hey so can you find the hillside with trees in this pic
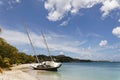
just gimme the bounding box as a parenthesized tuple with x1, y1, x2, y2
(36, 54, 92, 62)
(0, 37, 35, 68)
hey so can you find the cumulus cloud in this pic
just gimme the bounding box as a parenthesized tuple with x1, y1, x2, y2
(100, 0, 120, 17)
(70, 0, 101, 14)
(44, 0, 120, 21)
(99, 40, 108, 47)
(44, 0, 71, 21)
(44, 0, 101, 21)
(112, 27, 120, 38)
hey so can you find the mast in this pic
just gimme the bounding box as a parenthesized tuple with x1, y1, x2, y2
(41, 31, 54, 61)
(23, 23, 40, 63)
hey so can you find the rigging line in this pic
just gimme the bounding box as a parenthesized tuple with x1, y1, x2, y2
(41, 31, 54, 61)
(23, 23, 40, 63)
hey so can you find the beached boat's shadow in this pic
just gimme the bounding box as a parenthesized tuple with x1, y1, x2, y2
(35, 70, 61, 80)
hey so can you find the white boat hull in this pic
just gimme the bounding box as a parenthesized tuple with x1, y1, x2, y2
(31, 61, 62, 71)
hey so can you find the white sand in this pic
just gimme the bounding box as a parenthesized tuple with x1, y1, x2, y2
(0, 64, 38, 80)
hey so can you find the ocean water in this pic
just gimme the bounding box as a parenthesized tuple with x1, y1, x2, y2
(25, 62, 120, 80)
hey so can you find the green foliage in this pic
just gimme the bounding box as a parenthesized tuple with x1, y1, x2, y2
(3, 57, 10, 67)
(0, 37, 19, 64)
(37, 54, 74, 62)
(18, 52, 35, 64)
(0, 56, 10, 68)
(0, 37, 35, 68)
(0, 55, 3, 65)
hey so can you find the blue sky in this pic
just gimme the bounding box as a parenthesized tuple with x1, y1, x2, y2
(0, 0, 120, 61)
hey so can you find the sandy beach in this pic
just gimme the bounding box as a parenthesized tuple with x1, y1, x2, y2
(0, 64, 38, 80)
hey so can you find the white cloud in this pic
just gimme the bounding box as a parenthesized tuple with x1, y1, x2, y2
(59, 52, 64, 55)
(0, 27, 46, 49)
(44, 0, 101, 21)
(60, 20, 68, 26)
(87, 33, 101, 38)
(99, 40, 108, 47)
(112, 27, 120, 38)
(44, 0, 120, 21)
(23, 49, 29, 53)
(118, 19, 120, 22)
(60, 18, 70, 26)
(0, 27, 91, 54)
(71, 0, 101, 14)
(15, 0, 21, 3)
(100, 0, 120, 17)
(9, 0, 21, 4)
(45, 0, 71, 21)
(0, 0, 21, 9)
(76, 27, 101, 38)
(1, 26, 120, 61)
(0, 1, 3, 5)
(8, 0, 21, 8)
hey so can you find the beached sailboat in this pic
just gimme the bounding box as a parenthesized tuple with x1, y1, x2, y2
(24, 24, 62, 71)
(32, 61, 62, 71)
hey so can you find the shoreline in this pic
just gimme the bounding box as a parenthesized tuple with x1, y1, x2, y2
(0, 64, 38, 80)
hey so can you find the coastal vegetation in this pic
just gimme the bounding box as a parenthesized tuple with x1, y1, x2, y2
(0, 37, 35, 68)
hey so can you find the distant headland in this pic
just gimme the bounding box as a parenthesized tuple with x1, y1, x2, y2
(36, 54, 111, 63)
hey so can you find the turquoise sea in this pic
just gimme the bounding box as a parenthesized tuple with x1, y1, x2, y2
(25, 62, 120, 80)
